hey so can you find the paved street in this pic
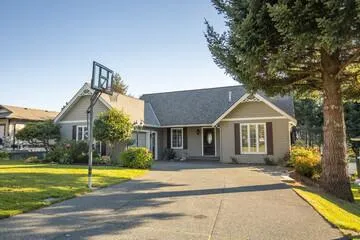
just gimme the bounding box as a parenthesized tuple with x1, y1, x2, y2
(0, 161, 343, 240)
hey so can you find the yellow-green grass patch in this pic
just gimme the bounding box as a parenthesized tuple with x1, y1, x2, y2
(0, 160, 146, 218)
(293, 184, 360, 234)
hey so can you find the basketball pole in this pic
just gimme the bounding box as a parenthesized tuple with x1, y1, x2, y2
(87, 90, 102, 189)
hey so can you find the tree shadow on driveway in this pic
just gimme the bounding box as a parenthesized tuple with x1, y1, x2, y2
(0, 172, 291, 240)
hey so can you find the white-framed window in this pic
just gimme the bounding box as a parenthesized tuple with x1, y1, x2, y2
(77, 125, 88, 141)
(240, 123, 266, 154)
(171, 128, 183, 149)
(131, 132, 147, 147)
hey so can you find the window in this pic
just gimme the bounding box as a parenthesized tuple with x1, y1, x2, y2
(240, 123, 266, 154)
(131, 132, 147, 147)
(77, 126, 88, 141)
(171, 128, 183, 149)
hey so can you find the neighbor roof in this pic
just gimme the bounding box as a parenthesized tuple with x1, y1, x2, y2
(0, 105, 59, 121)
(140, 85, 295, 126)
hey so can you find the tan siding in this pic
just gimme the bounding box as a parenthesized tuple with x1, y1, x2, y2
(60, 95, 108, 122)
(225, 101, 282, 119)
(219, 119, 290, 164)
(58, 123, 74, 140)
(103, 93, 145, 123)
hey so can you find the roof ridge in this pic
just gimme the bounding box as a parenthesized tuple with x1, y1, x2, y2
(1, 105, 58, 113)
(141, 84, 244, 97)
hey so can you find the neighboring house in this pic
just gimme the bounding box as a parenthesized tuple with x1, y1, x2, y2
(54, 83, 296, 163)
(0, 105, 59, 147)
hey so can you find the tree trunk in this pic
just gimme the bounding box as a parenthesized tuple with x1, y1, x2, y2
(321, 60, 354, 202)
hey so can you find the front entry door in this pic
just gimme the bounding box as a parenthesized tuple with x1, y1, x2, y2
(203, 128, 215, 156)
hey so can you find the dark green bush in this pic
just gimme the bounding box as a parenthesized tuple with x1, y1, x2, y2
(163, 148, 176, 160)
(45, 143, 72, 164)
(120, 147, 153, 169)
(264, 157, 277, 166)
(0, 151, 9, 160)
(45, 140, 89, 164)
(69, 141, 88, 163)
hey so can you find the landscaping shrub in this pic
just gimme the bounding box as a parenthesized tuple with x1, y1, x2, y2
(0, 151, 9, 160)
(120, 147, 153, 169)
(93, 154, 111, 165)
(45, 141, 88, 164)
(24, 156, 42, 163)
(69, 141, 88, 163)
(45, 143, 72, 164)
(291, 146, 321, 178)
(163, 148, 176, 160)
(264, 157, 277, 165)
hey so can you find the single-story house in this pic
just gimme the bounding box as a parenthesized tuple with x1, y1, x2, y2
(54, 83, 296, 163)
(0, 105, 59, 147)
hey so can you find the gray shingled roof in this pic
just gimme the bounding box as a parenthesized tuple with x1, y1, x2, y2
(144, 103, 160, 126)
(140, 85, 295, 126)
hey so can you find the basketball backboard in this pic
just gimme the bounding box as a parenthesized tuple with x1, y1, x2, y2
(91, 61, 114, 95)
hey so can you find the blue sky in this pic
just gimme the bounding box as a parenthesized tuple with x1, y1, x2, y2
(0, 0, 235, 111)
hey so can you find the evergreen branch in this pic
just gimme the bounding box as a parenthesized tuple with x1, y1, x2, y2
(336, 50, 360, 78)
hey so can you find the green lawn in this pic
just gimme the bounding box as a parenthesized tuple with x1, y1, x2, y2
(293, 183, 360, 235)
(0, 160, 147, 218)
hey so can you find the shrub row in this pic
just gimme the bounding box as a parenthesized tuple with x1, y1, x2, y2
(43, 140, 153, 169)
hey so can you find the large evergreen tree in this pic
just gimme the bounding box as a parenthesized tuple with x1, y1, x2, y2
(205, 0, 360, 201)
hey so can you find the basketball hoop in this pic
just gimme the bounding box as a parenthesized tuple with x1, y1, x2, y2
(91, 61, 114, 95)
(87, 61, 114, 189)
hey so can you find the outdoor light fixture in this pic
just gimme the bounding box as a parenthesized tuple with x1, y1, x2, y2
(196, 129, 200, 135)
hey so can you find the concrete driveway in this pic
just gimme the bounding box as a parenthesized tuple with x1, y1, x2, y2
(0, 161, 343, 240)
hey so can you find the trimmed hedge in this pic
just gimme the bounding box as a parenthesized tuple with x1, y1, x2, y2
(290, 146, 321, 179)
(120, 147, 153, 169)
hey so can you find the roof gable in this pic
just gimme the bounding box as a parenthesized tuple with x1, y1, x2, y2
(225, 101, 283, 119)
(55, 83, 145, 124)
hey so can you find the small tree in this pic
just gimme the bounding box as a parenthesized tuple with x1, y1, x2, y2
(93, 108, 133, 160)
(16, 120, 60, 152)
(112, 73, 128, 95)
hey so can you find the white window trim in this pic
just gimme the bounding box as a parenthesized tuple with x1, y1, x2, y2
(171, 128, 183, 149)
(76, 125, 88, 141)
(201, 127, 217, 156)
(240, 123, 267, 154)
